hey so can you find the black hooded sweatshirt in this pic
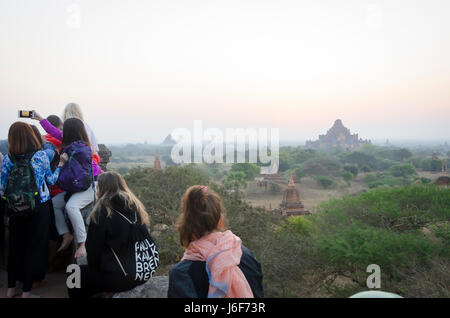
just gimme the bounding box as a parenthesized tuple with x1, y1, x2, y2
(86, 194, 149, 276)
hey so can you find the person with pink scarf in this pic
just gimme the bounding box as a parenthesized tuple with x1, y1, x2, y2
(168, 185, 263, 298)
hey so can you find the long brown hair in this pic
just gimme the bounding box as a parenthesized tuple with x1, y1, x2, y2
(30, 125, 43, 148)
(31, 124, 60, 170)
(61, 118, 91, 149)
(8, 122, 41, 155)
(90, 171, 150, 226)
(176, 185, 227, 248)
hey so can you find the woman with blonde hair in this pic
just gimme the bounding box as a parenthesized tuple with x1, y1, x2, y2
(62, 103, 99, 154)
(68, 171, 159, 298)
(168, 185, 264, 298)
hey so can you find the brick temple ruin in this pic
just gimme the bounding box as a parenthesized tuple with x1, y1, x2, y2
(305, 119, 371, 150)
(278, 174, 310, 216)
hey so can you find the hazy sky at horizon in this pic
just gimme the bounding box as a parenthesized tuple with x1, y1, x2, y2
(1, 0, 450, 144)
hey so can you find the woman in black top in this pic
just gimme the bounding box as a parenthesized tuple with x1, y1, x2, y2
(67, 171, 155, 298)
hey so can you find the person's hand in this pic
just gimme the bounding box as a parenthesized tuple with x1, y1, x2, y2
(58, 153, 69, 168)
(32, 110, 43, 121)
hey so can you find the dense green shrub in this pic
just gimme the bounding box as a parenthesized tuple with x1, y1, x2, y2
(231, 163, 261, 180)
(316, 221, 436, 274)
(315, 176, 334, 189)
(390, 148, 413, 162)
(223, 171, 247, 190)
(192, 164, 226, 181)
(364, 172, 377, 183)
(411, 157, 423, 169)
(389, 163, 417, 178)
(313, 184, 450, 281)
(268, 181, 282, 194)
(430, 222, 450, 249)
(315, 185, 450, 232)
(363, 166, 416, 188)
(377, 159, 396, 171)
(341, 152, 378, 170)
(292, 148, 316, 164)
(341, 171, 354, 185)
(302, 157, 341, 176)
(279, 150, 295, 172)
(293, 167, 304, 180)
(278, 216, 316, 237)
(420, 177, 432, 184)
(422, 158, 443, 172)
(367, 177, 405, 188)
(343, 164, 359, 177)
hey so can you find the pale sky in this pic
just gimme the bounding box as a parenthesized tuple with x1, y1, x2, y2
(1, 0, 449, 144)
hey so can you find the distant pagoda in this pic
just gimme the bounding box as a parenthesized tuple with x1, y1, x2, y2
(153, 154, 162, 170)
(305, 119, 370, 150)
(280, 174, 310, 216)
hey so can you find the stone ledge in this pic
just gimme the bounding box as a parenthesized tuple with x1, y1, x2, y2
(113, 276, 169, 298)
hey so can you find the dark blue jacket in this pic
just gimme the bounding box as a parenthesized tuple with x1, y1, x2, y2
(168, 245, 264, 298)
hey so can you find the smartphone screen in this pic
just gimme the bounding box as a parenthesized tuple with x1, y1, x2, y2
(18, 110, 34, 118)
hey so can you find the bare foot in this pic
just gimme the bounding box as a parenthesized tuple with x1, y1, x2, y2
(74, 243, 86, 259)
(57, 233, 74, 252)
(22, 292, 41, 298)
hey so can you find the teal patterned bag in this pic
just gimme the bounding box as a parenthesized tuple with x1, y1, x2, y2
(3, 151, 40, 217)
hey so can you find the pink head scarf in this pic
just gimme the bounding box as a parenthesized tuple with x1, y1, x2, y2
(182, 230, 254, 298)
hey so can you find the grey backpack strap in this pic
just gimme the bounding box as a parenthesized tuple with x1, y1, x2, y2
(110, 207, 137, 224)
